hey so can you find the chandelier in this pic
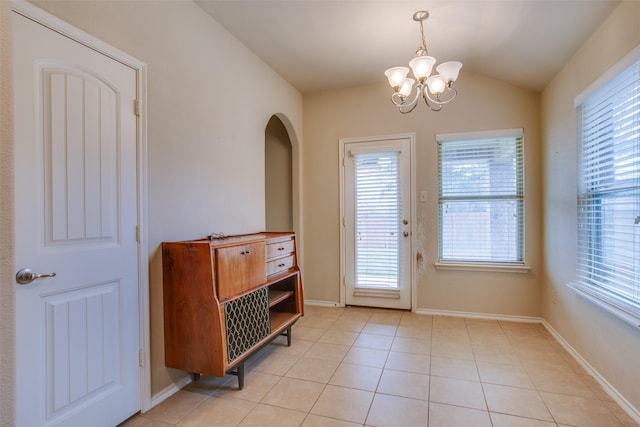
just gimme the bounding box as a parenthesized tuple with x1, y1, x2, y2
(384, 11, 462, 114)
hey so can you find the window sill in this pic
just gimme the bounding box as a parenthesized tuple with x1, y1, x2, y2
(434, 262, 531, 273)
(568, 282, 640, 329)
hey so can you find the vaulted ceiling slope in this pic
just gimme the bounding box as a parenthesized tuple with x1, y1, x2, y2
(196, 0, 621, 94)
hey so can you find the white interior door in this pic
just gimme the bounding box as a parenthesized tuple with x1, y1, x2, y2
(13, 11, 141, 427)
(342, 136, 414, 309)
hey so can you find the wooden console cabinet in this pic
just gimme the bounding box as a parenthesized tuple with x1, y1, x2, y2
(162, 232, 303, 388)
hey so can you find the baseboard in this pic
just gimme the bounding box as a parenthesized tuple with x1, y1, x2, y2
(304, 299, 342, 307)
(148, 374, 192, 411)
(542, 320, 640, 425)
(414, 308, 542, 323)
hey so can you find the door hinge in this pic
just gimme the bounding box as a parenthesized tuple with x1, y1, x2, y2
(138, 349, 144, 367)
(136, 225, 141, 243)
(134, 99, 141, 117)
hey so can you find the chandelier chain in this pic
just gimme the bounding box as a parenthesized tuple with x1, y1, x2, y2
(417, 19, 428, 56)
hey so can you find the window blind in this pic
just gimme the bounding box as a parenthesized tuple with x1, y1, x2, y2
(576, 58, 640, 317)
(438, 132, 524, 263)
(353, 151, 401, 289)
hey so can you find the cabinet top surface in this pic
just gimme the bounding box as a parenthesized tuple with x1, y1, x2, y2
(165, 232, 295, 248)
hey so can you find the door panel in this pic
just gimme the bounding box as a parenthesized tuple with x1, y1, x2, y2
(13, 11, 140, 427)
(342, 137, 413, 310)
(44, 67, 119, 244)
(46, 281, 120, 415)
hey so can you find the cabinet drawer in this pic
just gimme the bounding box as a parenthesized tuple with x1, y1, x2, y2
(266, 255, 295, 277)
(266, 239, 295, 260)
(215, 242, 266, 301)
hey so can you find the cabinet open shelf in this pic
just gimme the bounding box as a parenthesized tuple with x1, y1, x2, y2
(269, 290, 294, 307)
(266, 269, 297, 286)
(270, 311, 301, 332)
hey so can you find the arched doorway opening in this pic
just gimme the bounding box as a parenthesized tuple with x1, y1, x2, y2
(265, 115, 293, 231)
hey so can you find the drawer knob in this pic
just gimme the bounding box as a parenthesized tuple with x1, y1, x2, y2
(278, 247, 285, 251)
(278, 263, 285, 267)
(241, 251, 251, 255)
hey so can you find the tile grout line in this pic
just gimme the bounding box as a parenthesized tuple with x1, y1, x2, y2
(465, 318, 495, 427)
(426, 312, 434, 427)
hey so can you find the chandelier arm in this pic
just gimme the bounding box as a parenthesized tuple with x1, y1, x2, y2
(424, 87, 458, 106)
(392, 93, 420, 114)
(390, 84, 421, 109)
(399, 101, 420, 114)
(422, 91, 443, 112)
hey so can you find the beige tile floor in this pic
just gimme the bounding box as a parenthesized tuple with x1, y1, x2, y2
(121, 305, 639, 427)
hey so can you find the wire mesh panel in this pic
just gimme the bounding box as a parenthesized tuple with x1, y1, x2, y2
(224, 287, 270, 363)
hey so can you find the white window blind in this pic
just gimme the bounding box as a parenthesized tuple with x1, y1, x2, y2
(353, 151, 401, 289)
(576, 58, 640, 318)
(438, 131, 524, 264)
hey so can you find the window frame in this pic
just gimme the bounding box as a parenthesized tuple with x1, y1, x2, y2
(435, 128, 529, 273)
(571, 46, 640, 325)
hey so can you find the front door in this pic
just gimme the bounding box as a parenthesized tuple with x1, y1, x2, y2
(13, 11, 141, 426)
(342, 135, 414, 309)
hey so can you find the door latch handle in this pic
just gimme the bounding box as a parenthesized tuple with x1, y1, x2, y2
(15, 268, 56, 285)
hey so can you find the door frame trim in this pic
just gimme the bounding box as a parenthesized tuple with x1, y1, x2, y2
(338, 133, 417, 311)
(12, 0, 151, 411)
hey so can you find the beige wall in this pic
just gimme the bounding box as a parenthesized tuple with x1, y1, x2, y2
(25, 0, 303, 397)
(303, 71, 542, 317)
(0, 0, 16, 424)
(541, 0, 640, 413)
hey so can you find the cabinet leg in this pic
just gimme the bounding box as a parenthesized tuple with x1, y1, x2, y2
(237, 363, 245, 390)
(230, 362, 245, 390)
(279, 326, 292, 346)
(192, 373, 201, 382)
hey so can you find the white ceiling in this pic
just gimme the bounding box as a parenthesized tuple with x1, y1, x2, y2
(196, 0, 621, 94)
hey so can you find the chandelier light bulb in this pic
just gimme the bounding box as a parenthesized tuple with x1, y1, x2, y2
(409, 56, 436, 82)
(399, 78, 415, 97)
(437, 61, 463, 84)
(384, 11, 462, 113)
(426, 75, 446, 96)
(385, 67, 410, 90)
